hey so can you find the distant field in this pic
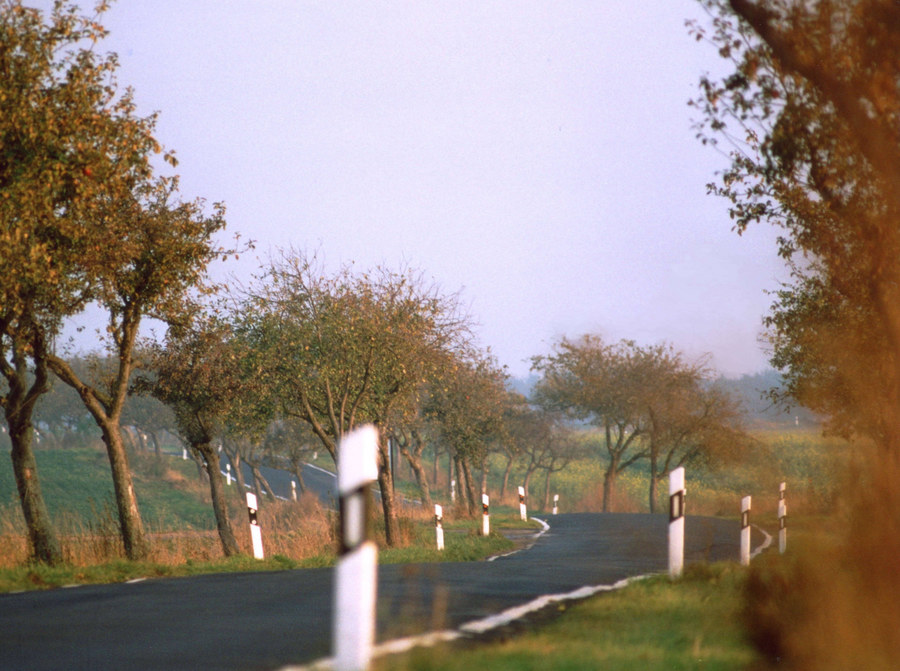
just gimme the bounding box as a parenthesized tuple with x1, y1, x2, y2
(0, 447, 216, 532)
(492, 427, 844, 520)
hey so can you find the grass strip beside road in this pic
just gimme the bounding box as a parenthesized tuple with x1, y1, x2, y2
(0, 522, 521, 593)
(374, 562, 760, 671)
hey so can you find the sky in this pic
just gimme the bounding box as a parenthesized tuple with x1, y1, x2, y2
(57, 1, 787, 379)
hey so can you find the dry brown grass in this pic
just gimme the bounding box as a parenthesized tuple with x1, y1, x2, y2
(573, 484, 646, 513)
(0, 489, 340, 567)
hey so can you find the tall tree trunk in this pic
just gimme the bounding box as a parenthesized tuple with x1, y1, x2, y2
(453, 454, 470, 514)
(8, 418, 63, 565)
(101, 423, 150, 560)
(48, 342, 150, 561)
(377, 434, 400, 546)
(289, 460, 307, 495)
(2, 335, 62, 564)
(250, 465, 277, 501)
(459, 457, 477, 516)
(602, 467, 616, 513)
(406, 454, 433, 509)
(648, 445, 659, 513)
(198, 443, 240, 557)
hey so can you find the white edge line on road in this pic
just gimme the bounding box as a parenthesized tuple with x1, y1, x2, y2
(487, 516, 550, 561)
(750, 523, 773, 559)
(303, 462, 336, 478)
(282, 574, 651, 671)
(278, 521, 775, 671)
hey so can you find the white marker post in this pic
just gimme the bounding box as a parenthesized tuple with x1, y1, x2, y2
(226, 463, 232, 486)
(291, 479, 298, 501)
(434, 504, 444, 551)
(778, 482, 787, 554)
(482, 494, 490, 536)
(740, 495, 752, 566)
(552, 494, 559, 516)
(333, 425, 379, 671)
(669, 467, 685, 578)
(518, 486, 527, 521)
(246, 492, 264, 560)
(182, 447, 187, 460)
(450, 478, 457, 504)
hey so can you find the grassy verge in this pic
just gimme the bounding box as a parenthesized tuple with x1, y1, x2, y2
(375, 562, 760, 671)
(0, 515, 525, 593)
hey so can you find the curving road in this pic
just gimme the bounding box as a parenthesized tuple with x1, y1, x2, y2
(0, 513, 762, 671)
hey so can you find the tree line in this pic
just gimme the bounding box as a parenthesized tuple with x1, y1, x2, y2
(1, 2, 751, 566)
(692, 1, 900, 667)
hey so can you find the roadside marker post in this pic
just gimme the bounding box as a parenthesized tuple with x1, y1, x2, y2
(778, 482, 787, 554)
(482, 494, 490, 536)
(182, 447, 187, 460)
(291, 479, 297, 501)
(668, 467, 685, 578)
(518, 486, 527, 521)
(246, 492, 265, 560)
(226, 464, 232, 486)
(333, 425, 379, 671)
(553, 494, 559, 516)
(435, 504, 444, 551)
(451, 478, 456, 504)
(740, 495, 752, 566)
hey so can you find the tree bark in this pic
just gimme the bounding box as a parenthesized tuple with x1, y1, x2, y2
(602, 468, 615, 513)
(406, 454, 432, 509)
(48, 345, 150, 561)
(377, 434, 400, 546)
(459, 457, 477, 516)
(100, 423, 150, 560)
(197, 443, 240, 557)
(250, 465, 277, 501)
(2, 330, 62, 564)
(8, 419, 63, 565)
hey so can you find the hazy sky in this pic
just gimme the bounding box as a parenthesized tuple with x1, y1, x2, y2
(59, 1, 786, 378)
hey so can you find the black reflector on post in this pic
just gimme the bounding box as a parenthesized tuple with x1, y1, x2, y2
(669, 490, 684, 523)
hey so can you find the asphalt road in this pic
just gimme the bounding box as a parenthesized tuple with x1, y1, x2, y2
(0, 513, 759, 671)
(217, 454, 339, 506)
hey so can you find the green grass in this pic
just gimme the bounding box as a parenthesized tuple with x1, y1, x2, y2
(375, 562, 760, 671)
(0, 448, 215, 531)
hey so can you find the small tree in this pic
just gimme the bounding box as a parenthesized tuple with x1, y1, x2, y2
(136, 314, 246, 557)
(424, 352, 509, 515)
(636, 347, 749, 511)
(532, 336, 650, 512)
(241, 250, 469, 545)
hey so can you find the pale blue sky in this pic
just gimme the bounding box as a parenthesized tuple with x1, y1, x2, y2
(59, 1, 786, 378)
